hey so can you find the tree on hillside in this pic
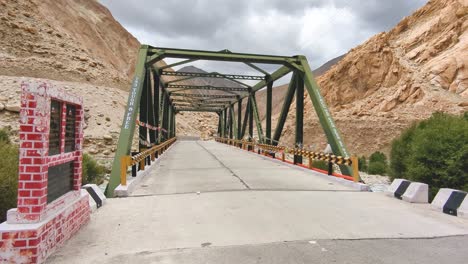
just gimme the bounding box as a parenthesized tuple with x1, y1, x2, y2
(390, 112, 468, 198)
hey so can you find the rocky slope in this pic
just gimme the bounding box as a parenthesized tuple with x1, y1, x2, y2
(0, 0, 139, 90)
(0, 0, 217, 163)
(277, 0, 468, 155)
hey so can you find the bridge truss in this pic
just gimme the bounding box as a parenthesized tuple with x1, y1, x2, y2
(107, 45, 356, 196)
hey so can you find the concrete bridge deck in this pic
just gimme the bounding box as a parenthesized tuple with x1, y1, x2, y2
(48, 140, 468, 263)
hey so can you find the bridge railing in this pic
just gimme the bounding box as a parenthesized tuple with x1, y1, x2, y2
(215, 137, 360, 182)
(120, 137, 177, 186)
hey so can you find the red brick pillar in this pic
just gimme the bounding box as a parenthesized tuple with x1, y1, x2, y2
(1, 82, 90, 264)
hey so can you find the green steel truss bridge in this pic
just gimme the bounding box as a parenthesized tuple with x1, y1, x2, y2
(107, 45, 357, 197)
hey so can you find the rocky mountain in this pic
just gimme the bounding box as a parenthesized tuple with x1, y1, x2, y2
(277, 0, 468, 155)
(0, 0, 216, 164)
(0, 0, 139, 90)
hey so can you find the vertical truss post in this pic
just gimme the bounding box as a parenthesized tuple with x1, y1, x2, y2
(294, 71, 304, 164)
(273, 72, 297, 145)
(248, 95, 254, 150)
(241, 98, 250, 139)
(217, 112, 222, 136)
(167, 104, 172, 139)
(161, 92, 169, 142)
(147, 70, 156, 144)
(223, 108, 228, 137)
(107, 45, 148, 197)
(153, 70, 160, 144)
(237, 99, 242, 140)
(230, 104, 237, 139)
(250, 92, 264, 143)
(173, 110, 176, 137)
(228, 105, 234, 139)
(139, 68, 149, 150)
(266, 78, 273, 145)
(298, 56, 353, 177)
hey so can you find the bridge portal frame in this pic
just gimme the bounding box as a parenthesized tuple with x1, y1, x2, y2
(106, 45, 356, 197)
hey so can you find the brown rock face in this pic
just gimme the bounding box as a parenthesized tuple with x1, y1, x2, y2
(276, 0, 467, 155)
(0, 0, 139, 90)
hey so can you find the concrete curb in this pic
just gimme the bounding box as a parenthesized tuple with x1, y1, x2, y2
(114, 142, 177, 197)
(385, 179, 428, 203)
(82, 184, 107, 212)
(431, 188, 468, 218)
(215, 141, 369, 192)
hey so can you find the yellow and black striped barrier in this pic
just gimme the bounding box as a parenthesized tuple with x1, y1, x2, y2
(120, 137, 177, 186)
(215, 137, 360, 182)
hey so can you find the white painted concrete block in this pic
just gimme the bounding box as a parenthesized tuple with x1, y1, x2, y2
(431, 188, 456, 210)
(82, 189, 97, 212)
(402, 182, 428, 203)
(83, 184, 107, 205)
(385, 179, 406, 197)
(457, 196, 468, 219)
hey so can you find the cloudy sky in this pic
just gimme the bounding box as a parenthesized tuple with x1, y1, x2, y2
(100, 0, 427, 77)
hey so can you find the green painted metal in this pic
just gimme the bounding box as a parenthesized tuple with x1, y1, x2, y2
(273, 72, 297, 145)
(229, 105, 237, 139)
(241, 99, 250, 138)
(107, 45, 148, 197)
(151, 47, 300, 65)
(237, 99, 242, 139)
(153, 70, 160, 144)
(108, 46, 357, 198)
(167, 84, 249, 93)
(298, 56, 354, 177)
(162, 71, 265, 81)
(249, 93, 264, 143)
(266, 80, 273, 144)
(139, 68, 150, 150)
(170, 93, 238, 99)
(294, 71, 304, 164)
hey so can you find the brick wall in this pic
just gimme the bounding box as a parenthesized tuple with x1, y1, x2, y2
(0, 82, 90, 264)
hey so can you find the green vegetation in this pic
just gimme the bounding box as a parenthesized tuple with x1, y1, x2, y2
(0, 129, 18, 222)
(358, 156, 368, 172)
(82, 153, 106, 185)
(390, 112, 468, 198)
(312, 160, 329, 171)
(368, 151, 389, 175)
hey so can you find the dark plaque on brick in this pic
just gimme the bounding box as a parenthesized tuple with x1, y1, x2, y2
(65, 104, 76, 152)
(49, 100, 61, 156)
(47, 161, 74, 203)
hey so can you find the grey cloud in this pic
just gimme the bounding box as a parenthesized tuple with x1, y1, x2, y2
(100, 0, 427, 70)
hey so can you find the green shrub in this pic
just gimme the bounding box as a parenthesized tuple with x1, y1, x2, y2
(0, 132, 18, 222)
(312, 160, 329, 171)
(0, 129, 10, 144)
(82, 153, 106, 185)
(390, 112, 468, 199)
(368, 151, 388, 175)
(358, 156, 368, 172)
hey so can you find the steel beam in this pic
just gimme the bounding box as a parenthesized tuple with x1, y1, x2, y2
(294, 72, 304, 165)
(273, 72, 297, 145)
(266, 79, 273, 144)
(170, 93, 238, 99)
(162, 71, 265, 81)
(151, 46, 299, 65)
(108, 45, 148, 197)
(176, 108, 223, 113)
(153, 70, 160, 144)
(139, 69, 150, 149)
(237, 99, 242, 140)
(250, 93, 264, 143)
(167, 84, 249, 93)
(298, 56, 354, 177)
(248, 95, 254, 150)
(241, 99, 250, 138)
